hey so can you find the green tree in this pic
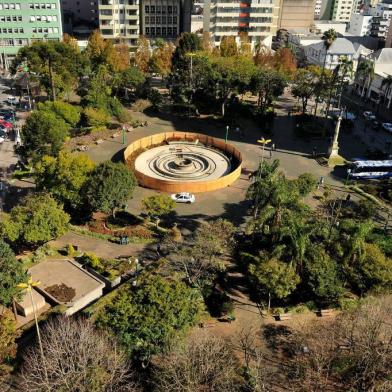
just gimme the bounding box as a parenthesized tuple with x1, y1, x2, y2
(38, 101, 81, 127)
(34, 151, 95, 210)
(12, 41, 84, 100)
(83, 161, 137, 217)
(94, 274, 204, 363)
(1, 193, 70, 247)
(249, 258, 300, 309)
(172, 32, 202, 71)
(141, 194, 175, 221)
(21, 110, 69, 160)
(83, 107, 111, 128)
(291, 66, 321, 115)
(321, 29, 337, 70)
(251, 67, 287, 112)
(356, 243, 392, 292)
(355, 59, 374, 97)
(295, 173, 317, 197)
(0, 240, 26, 306)
(113, 67, 146, 96)
(304, 245, 343, 304)
(212, 55, 256, 116)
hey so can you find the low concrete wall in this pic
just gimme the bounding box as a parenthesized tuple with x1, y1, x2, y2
(124, 132, 242, 193)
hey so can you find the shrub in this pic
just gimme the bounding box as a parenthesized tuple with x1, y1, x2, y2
(83, 107, 111, 128)
(131, 99, 151, 112)
(117, 110, 133, 124)
(38, 101, 81, 127)
(296, 173, 317, 197)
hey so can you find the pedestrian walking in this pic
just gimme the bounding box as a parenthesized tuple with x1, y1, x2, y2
(317, 176, 324, 189)
(269, 146, 272, 158)
(272, 143, 276, 151)
(156, 243, 161, 256)
(312, 146, 317, 157)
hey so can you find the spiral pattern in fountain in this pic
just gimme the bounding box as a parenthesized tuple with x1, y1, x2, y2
(134, 143, 231, 183)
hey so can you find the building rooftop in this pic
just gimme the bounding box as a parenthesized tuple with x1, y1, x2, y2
(308, 38, 357, 54)
(369, 48, 392, 64)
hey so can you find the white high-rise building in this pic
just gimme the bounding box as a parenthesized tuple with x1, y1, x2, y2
(348, 13, 373, 35)
(203, 0, 280, 48)
(98, 0, 140, 46)
(331, 0, 355, 22)
(371, 2, 392, 39)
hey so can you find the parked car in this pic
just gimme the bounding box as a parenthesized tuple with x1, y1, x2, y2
(363, 111, 376, 121)
(382, 123, 392, 133)
(171, 192, 195, 204)
(0, 119, 13, 128)
(4, 97, 18, 105)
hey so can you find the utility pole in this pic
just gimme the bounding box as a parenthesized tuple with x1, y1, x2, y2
(17, 278, 49, 389)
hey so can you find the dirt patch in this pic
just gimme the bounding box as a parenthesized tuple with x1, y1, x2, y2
(45, 283, 76, 302)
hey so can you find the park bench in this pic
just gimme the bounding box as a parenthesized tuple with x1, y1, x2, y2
(317, 309, 334, 317)
(274, 313, 292, 321)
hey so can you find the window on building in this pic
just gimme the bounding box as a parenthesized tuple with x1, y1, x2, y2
(145, 5, 149, 13)
(146, 27, 150, 34)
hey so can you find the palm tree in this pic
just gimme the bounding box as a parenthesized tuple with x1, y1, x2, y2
(355, 59, 374, 98)
(314, 29, 337, 117)
(321, 29, 337, 71)
(335, 56, 354, 114)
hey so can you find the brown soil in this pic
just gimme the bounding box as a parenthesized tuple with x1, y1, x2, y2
(45, 283, 76, 302)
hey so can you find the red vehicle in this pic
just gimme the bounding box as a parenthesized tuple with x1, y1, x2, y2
(0, 119, 13, 128)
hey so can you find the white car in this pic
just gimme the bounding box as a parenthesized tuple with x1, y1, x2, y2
(382, 123, 392, 133)
(363, 111, 376, 121)
(4, 97, 18, 105)
(171, 192, 195, 204)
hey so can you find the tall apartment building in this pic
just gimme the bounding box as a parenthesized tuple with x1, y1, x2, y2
(386, 13, 392, 45)
(140, 0, 191, 39)
(348, 12, 373, 35)
(278, 0, 315, 31)
(315, 0, 359, 21)
(98, 0, 139, 46)
(0, 0, 63, 69)
(371, 1, 392, 40)
(203, 0, 280, 47)
(61, 0, 98, 24)
(331, 0, 355, 22)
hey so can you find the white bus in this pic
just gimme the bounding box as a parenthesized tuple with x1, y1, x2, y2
(348, 160, 392, 180)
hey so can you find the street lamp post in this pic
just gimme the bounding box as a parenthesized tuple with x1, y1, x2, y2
(17, 278, 49, 388)
(257, 137, 272, 163)
(122, 125, 126, 145)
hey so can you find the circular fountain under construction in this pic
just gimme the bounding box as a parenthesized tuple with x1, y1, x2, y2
(124, 132, 242, 193)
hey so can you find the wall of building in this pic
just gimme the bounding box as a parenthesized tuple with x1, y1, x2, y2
(0, 0, 63, 69)
(61, 0, 98, 24)
(386, 17, 392, 46)
(348, 13, 373, 35)
(98, 0, 139, 46)
(278, 0, 315, 31)
(140, 0, 181, 39)
(203, 0, 279, 47)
